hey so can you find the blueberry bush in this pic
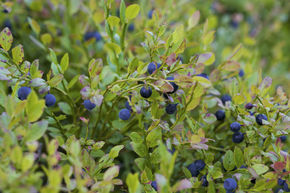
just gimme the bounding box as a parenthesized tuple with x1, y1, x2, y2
(0, 0, 289, 193)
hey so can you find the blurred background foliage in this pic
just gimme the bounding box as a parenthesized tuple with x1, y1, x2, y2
(1, 0, 289, 93)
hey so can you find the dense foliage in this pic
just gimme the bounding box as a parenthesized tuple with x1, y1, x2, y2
(0, 0, 289, 193)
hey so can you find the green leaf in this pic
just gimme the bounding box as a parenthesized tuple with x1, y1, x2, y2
(109, 145, 124, 159)
(107, 16, 120, 28)
(28, 17, 40, 35)
(12, 45, 24, 64)
(0, 27, 13, 51)
(207, 180, 216, 193)
(234, 147, 244, 168)
(104, 166, 120, 180)
(128, 58, 139, 74)
(131, 142, 147, 157)
(68, 74, 80, 89)
(126, 173, 141, 193)
(60, 53, 69, 73)
(21, 154, 34, 172)
(146, 127, 162, 148)
(25, 120, 48, 142)
(197, 52, 215, 65)
(58, 102, 72, 115)
(40, 33, 52, 45)
(125, 4, 140, 20)
(69, 0, 80, 15)
(48, 74, 64, 87)
(120, 0, 126, 23)
(49, 48, 58, 65)
(129, 132, 143, 143)
(223, 150, 235, 171)
(252, 164, 269, 175)
(25, 90, 45, 122)
(202, 30, 215, 45)
(187, 10, 200, 30)
(104, 42, 121, 55)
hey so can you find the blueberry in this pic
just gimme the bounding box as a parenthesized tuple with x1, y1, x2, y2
(3, 19, 12, 30)
(245, 103, 254, 109)
(278, 178, 285, 186)
(196, 73, 209, 80)
(280, 136, 287, 142)
(239, 69, 244, 77)
(137, 81, 144, 84)
(240, 165, 247, 169)
(250, 178, 256, 184)
(230, 122, 241, 132)
(224, 178, 237, 191)
(166, 77, 179, 94)
(151, 181, 157, 191)
(119, 108, 131, 120)
(140, 86, 152, 98)
(255, 114, 267, 125)
(230, 20, 239, 29)
(283, 182, 289, 192)
(215, 110, 225, 121)
(148, 9, 154, 19)
(165, 104, 178, 114)
(125, 101, 132, 111)
(45, 94, 56, 107)
(128, 23, 134, 32)
(84, 31, 102, 41)
(83, 99, 96, 110)
(147, 62, 161, 74)
(232, 132, 244, 143)
(201, 175, 208, 187)
(194, 160, 206, 171)
(18, 87, 31, 100)
(221, 94, 232, 105)
(187, 163, 200, 177)
(168, 147, 175, 154)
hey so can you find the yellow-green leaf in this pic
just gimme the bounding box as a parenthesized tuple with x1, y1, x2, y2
(25, 90, 45, 122)
(40, 33, 52, 45)
(28, 18, 40, 35)
(12, 45, 24, 65)
(188, 10, 200, 30)
(202, 30, 215, 45)
(0, 27, 13, 51)
(107, 16, 120, 28)
(125, 4, 140, 20)
(60, 53, 69, 73)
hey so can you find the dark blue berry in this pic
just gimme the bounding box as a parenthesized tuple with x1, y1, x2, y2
(239, 69, 244, 77)
(83, 99, 96, 110)
(230, 20, 239, 29)
(278, 178, 285, 186)
(196, 73, 209, 80)
(232, 132, 244, 143)
(280, 136, 287, 142)
(148, 10, 154, 19)
(187, 163, 200, 177)
(125, 101, 132, 111)
(3, 19, 12, 30)
(201, 175, 208, 187)
(165, 104, 178, 114)
(45, 94, 56, 107)
(283, 182, 289, 192)
(166, 77, 179, 94)
(221, 94, 232, 105)
(255, 114, 267, 125)
(147, 62, 161, 74)
(230, 122, 241, 132)
(245, 103, 254, 109)
(18, 87, 31, 100)
(140, 86, 152, 98)
(84, 31, 102, 41)
(240, 165, 247, 169)
(119, 108, 131, 120)
(151, 181, 157, 191)
(194, 160, 206, 171)
(215, 110, 225, 121)
(224, 178, 237, 191)
(128, 23, 134, 32)
(168, 147, 175, 154)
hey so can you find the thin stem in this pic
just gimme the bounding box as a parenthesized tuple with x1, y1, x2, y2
(208, 145, 227, 152)
(121, 23, 128, 50)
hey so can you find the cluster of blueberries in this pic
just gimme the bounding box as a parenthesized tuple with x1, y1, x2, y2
(18, 86, 56, 107)
(277, 178, 289, 192)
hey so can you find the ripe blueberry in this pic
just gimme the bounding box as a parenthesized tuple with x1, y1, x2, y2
(245, 103, 254, 109)
(224, 178, 237, 192)
(148, 10, 154, 19)
(240, 165, 247, 169)
(125, 101, 132, 111)
(168, 147, 175, 154)
(165, 103, 178, 114)
(18, 87, 31, 100)
(280, 136, 287, 142)
(283, 182, 289, 192)
(83, 99, 96, 110)
(196, 73, 209, 80)
(221, 94, 232, 105)
(232, 132, 244, 143)
(119, 108, 131, 120)
(147, 62, 161, 74)
(187, 163, 200, 177)
(201, 175, 208, 187)
(194, 160, 206, 171)
(84, 31, 102, 41)
(215, 110, 225, 121)
(140, 86, 152, 98)
(278, 178, 285, 186)
(166, 77, 179, 94)
(151, 181, 157, 191)
(255, 114, 267, 125)
(45, 94, 56, 107)
(230, 122, 241, 132)
(128, 23, 134, 32)
(239, 69, 244, 77)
